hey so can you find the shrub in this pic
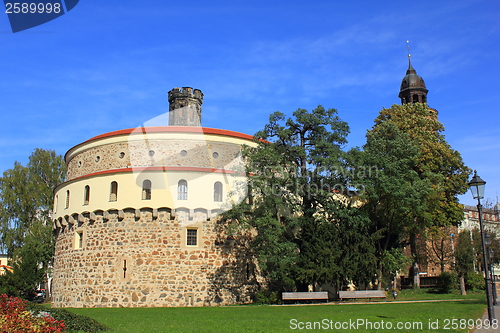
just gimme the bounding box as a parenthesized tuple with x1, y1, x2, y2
(436, 271, 458, 293)
(27, 302, 111, 333)
(465, 272, 485, 291)
(255, 289, 280, 304)
(0, 294, 65, 332)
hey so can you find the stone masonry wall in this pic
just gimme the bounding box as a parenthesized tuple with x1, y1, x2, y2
(52, 209, 258, 308)
(66, 140, 241, 181)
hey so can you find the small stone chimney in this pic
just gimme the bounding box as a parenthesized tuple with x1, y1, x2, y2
(168, 87, 203, 126)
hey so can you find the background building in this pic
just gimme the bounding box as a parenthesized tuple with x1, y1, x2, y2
(0, 254, 11, 275)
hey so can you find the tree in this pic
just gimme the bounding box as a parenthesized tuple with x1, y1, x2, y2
(296, 199, 377, 291)
(360, 103, 470, 287)
(0, 149, 65, 252)
(228, 106, 377, 293)
(0, 148, 65, 297)
(455, 229, 474, 295)
(428, 226, 455, 274)
(469, 228, 500, 273)
(356, 120, 430, 287)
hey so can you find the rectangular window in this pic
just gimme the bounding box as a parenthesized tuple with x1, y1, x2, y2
(75, 231, 84, 249)
(187, 229, 197, 246)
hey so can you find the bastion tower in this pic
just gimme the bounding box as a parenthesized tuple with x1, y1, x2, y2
(51, 88, 259, 308)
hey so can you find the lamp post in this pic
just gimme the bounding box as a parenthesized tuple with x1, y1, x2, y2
(489, 248, 497, 305)
(468, 170, 495, 321)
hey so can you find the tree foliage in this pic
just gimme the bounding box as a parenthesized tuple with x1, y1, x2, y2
(358, 103, 470, 286)
(369, 103, 470, 230)
(228, 106, 377, 292)
(0, 149, 65, 297)
(468, 228, 500, 272)
(455, 229, 474, 277)
(0, 148, 65, 254)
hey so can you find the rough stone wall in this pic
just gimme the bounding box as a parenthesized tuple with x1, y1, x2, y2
(52, 210, 259, 308)
(66, 140, 241, 181)
(66, 142, 131, 181)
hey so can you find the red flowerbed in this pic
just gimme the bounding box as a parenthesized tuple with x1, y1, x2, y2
(0, 294, 65, 332)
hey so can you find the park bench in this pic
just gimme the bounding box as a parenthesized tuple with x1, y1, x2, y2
(338, 290, 386, 301)
(282, 291, 329, 304)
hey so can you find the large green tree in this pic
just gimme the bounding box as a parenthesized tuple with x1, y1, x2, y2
(228, 106, 377, 293)
(355, 120, 430, 287)
(359, 103, 470, 287)
(0, 148, 65, 297)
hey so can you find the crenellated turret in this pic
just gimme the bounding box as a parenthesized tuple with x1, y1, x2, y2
(168, 87, 204, 126)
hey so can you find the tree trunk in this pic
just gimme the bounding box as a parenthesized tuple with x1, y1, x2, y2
(459, 275, 467, 295)
(410, 233, 420, 288)
(440, 238, 445, 273)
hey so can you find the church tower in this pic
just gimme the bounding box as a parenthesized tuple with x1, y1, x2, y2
(168, 87, 204, 126)
(398, 56, 428, 105)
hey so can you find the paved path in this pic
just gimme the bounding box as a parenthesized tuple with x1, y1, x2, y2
(472, 303, 500, 332)
(474, 282, 500, 332)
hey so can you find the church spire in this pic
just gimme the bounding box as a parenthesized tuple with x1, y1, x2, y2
(399, 41, 428, 104)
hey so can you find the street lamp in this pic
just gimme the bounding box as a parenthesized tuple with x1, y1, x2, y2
(468, 170, 495, 321)
(489, 248, 497, 305)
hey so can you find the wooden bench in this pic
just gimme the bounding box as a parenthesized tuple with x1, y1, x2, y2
(338, 290, 386, 301)
(282, 291, 329, 304)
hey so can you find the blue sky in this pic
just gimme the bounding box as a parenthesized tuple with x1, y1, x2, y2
(0, 0, 499, 206)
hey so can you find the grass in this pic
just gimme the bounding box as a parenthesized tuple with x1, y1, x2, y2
(390, 288, 486, 301)
(64, 291, 488, 333)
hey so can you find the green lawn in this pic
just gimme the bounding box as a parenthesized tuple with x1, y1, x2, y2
(65, 292, 488, 333)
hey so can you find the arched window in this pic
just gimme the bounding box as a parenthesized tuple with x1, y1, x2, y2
(214, 181, 223, 202)
(142, 179, 152, 200)
(65, 190, 70, 209)
(84, 185, 90, 205)
(178, 180, 187, 200)
(110, 181, 118, 202)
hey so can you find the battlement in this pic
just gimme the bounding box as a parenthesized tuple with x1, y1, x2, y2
(168, 87, 204, 104)
(168, 87, 203, 126)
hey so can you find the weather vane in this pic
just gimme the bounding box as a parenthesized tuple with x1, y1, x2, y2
(407, 40, 411, 59)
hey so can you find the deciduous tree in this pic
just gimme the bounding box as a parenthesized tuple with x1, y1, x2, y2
(360, 103, 470, 287)
(455, 229, 474, 295)
(0, 148, 65, 297)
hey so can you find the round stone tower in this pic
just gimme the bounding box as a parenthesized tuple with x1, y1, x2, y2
(168, 87, 204, 126)
(51, 89, 260, 308)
